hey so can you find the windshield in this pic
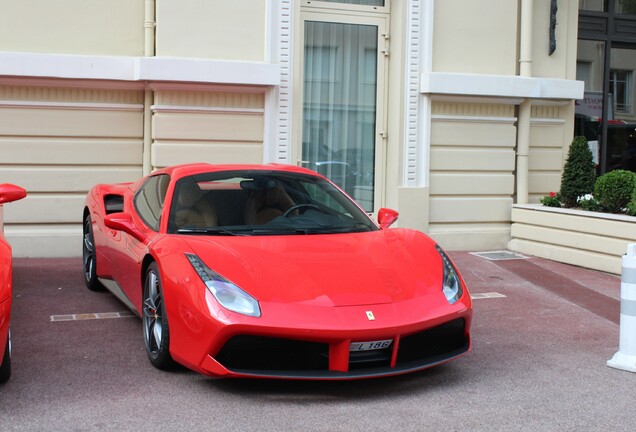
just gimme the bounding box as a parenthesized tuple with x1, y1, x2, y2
(167, 170, 378, 235)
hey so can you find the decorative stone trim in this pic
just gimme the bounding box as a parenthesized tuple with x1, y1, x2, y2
(276, 0, 293, 163)
(0, 85, 143, 104)
(0, 100, 143, 112)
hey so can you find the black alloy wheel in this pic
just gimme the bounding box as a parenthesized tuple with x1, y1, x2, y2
(142, 262, 175, 370)
(0, 329, 12, 383)
(82, 214, 105, 291)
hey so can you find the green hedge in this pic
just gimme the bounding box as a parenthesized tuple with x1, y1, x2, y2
(594, 170, 636, 213)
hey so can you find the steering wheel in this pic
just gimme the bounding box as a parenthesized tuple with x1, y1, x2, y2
(282, 204, 320, 217)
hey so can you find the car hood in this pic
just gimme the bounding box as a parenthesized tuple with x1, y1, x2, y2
(181, 229, 443, 307)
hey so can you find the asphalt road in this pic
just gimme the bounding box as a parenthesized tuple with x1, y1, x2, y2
(1, 253, 634, 432)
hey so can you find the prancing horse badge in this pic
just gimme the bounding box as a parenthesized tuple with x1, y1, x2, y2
(366, 311, 375, 320)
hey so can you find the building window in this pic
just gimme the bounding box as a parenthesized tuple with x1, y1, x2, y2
(297, 2, 389, 213)
(580, 0, 606, 11)
(610, 69, 633, 113)
(302, 21, 379, 211)
(616, 0, 636, 15)
(579, 1, 636, 173)
(576, 61, 593, 90)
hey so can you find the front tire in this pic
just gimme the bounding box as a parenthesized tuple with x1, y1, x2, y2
(142, 262, 175, 370)
(83, 214, 105, 291)
(0, 329, 12, 383)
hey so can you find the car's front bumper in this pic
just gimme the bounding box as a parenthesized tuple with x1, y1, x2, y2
(164, 258, 473, 380)
(198, 316, 470, 380)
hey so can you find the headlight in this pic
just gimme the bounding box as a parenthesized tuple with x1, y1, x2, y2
(435, 245, 463, 304)
(186, 254, 261, 317)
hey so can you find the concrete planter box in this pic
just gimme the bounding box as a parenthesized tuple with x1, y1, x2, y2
(508, 204, 636, 275)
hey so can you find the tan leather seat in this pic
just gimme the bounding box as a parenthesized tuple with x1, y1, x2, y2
(244, 182, 294, 225)
(174, 178, 218, 229)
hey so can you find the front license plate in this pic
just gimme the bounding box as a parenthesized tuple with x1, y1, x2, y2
(350, 339, 393, 352)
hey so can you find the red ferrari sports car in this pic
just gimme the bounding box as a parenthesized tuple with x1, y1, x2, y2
(83, 163, 472, 379)
(0, 183, 26, 383)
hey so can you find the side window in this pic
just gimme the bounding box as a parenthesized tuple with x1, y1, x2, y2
(134, 174, 170, 231)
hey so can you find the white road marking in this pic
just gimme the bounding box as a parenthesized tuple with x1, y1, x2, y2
(50, 311, 135, 322)
(470, 292, 507, 299)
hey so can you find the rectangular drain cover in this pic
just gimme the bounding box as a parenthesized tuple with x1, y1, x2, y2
(471, 292, 507, 299)
(50, 311, 135, 322)
(470, 251, 528, 261)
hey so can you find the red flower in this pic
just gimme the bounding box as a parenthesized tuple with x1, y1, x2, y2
(549, 192, 556, 198)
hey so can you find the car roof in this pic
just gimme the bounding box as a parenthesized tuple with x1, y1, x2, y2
(152, 163, 323, 182)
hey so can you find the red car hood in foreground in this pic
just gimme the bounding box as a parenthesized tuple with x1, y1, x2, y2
(181, 228, 443, 308)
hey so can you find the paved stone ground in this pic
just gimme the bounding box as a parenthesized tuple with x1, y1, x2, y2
(0, 253, 634, 432)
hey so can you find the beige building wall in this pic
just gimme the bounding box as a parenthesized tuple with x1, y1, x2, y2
(156, 0, 266, 61)
(427, 101, 516, 250)
(426, 1, 520, 250)
(422, 0, 582, 250)
(0, 84, 144, 256)
(0, 0, 144, 56)
(532, 0, 579, 81)
(432, 0, 518, 75)
(151, 88, 265, 169)
(528, 104, 573, 202)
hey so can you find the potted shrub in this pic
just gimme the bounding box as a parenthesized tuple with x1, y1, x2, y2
(559, 136, 596, 207)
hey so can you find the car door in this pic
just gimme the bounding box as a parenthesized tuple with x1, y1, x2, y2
(108, 174, 170, 312)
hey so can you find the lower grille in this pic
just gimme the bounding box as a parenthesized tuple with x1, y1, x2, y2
(213, 318, 469, 378)
(215, 335, 329, 372)
(349, 346, 392, 370)
(397, 318, 468, 365)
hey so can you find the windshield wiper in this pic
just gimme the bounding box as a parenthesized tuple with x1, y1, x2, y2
(300, 226, 372, 234)
(250, 228, 311, 235)
(177, 228, 241, 236)
(178, 224, 373, 236)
